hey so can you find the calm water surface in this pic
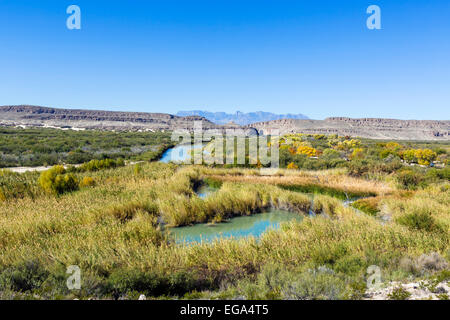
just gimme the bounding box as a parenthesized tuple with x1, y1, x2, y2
(170, 209, 303, 244)
(159, 143, 207, 163)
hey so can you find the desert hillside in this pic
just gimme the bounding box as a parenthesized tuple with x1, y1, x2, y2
(0, 105, 448, 140)
(246, 117, 450, 140)
(0, 105, 219, 131)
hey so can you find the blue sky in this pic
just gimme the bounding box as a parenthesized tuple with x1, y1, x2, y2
(0, 0, 449, 120)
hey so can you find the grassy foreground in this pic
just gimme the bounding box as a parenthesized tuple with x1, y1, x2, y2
(0, 162, 448, 299)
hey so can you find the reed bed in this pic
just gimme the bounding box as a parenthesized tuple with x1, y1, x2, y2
(199, 167, 394, 198)
(0, 162, 448, 299)
(382, 184, 450, 236)
(157, 180, 311, 227)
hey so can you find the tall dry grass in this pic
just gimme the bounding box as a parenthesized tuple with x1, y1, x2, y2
(157, 180, 311, 227)
(0, 163, 447, 299)
(199, 167, 394, 198)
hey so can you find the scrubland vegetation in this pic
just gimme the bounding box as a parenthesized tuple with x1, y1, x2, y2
(0, 128, 448, 300)
(0, 127, 172, 167)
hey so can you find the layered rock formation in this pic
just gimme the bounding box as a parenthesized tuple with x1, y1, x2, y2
(245, 118, 450, 140)
(0, 105, 215, 131)
(0, 105, 259, 135)
(1, 105, 448, 140)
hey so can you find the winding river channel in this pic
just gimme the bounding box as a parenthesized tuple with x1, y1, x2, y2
(159, 144, 364, 244)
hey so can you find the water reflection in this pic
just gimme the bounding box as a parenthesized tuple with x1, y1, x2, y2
(170, 209, 303, 244)
(159, 143, 208, 163)
(196, 184, 217, 199)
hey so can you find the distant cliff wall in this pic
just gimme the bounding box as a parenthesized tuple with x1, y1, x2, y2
(0, 105, 257, 135)
(245, 118, 450, 140)
(1, 105, 447, 140)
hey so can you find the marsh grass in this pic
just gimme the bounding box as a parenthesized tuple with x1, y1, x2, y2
(383, 185, 449, 235)
(0, 169, 41, 200)
(279, 184, 369, 199)
(0, 162, 448, 299)
(199, 167, 392, 198)
(158, 177, 311, 227)
(312, 195, 343, 216)
(106, 201, 159, 223)
(351, 197, 381, 216)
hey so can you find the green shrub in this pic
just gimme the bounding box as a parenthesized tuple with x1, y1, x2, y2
(38, 166, 79, 195)
(347, 279, 367, 300)
(237, 264, 347, 300)
(322, 149, 341, 160)
(437, 293, 449, 300)
(333, 255, 365, 276)
(78, 158, 125, 172)
(79, 176, 96, 188)
(311, 243, 349, 266)
(396, 211, 444, 234)
(434, 269, 450, 283)
(0, 260, 49, 292)
(283, 271, 346, 300)
(105, 269, 164, 297)
(396, 169, 424, 190)
(347, 160, 369, 177)
(388, 286, 411, 300)
(372, 159, 403, 174)
(416, 252, 449, 273)
(104, 269, 202, 298)
(426, 167, 450, 181)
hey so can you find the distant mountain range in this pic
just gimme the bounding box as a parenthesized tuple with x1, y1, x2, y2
(0, 105, 448, 140)
(176, 110, 309, 125)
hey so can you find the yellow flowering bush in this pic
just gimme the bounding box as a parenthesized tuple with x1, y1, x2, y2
(296, 146, 318, 157)
(287, 162, 299, 170)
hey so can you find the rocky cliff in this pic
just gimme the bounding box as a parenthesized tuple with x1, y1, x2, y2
(245, 117, 450, 140)
(1, 105, 448, 140)
(0, 105, 260, 135)
(0, 105, 215, 131)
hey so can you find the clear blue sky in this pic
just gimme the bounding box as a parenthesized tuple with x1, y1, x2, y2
(0, 0, 449, 120)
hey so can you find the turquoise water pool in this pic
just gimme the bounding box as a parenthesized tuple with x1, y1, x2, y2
(169, 209, 303, 244)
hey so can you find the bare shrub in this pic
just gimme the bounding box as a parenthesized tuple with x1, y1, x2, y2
(417, 252, 449, 273)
